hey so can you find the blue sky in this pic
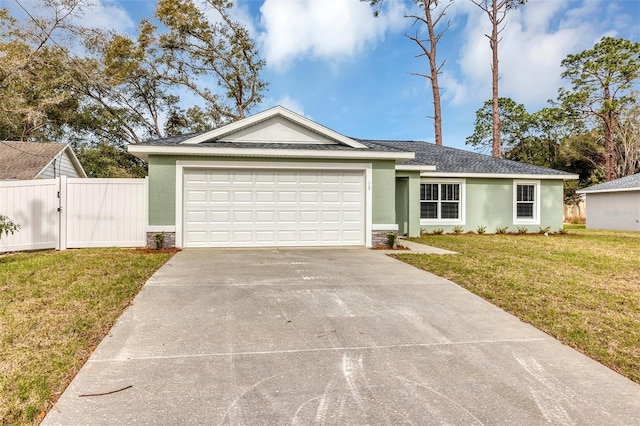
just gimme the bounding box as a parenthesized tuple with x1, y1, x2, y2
(7, 0, 640, 151)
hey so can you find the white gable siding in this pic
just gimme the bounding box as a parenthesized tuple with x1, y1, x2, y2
(219, 116, 337, 145)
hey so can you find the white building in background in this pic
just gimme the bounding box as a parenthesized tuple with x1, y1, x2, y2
(578, 173, 640, 232)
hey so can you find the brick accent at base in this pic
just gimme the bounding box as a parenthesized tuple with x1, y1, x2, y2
(372, 230, 394, 248)
(146, 232, 176, 249)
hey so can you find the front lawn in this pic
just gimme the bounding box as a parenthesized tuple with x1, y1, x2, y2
(394, 227, 640, 384)
(0, 248, 175, 425)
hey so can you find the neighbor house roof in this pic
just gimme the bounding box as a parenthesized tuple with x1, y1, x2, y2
(0, 141, 86, 180)
(360, 140, 578, 179)
(577, 173, 640, 194)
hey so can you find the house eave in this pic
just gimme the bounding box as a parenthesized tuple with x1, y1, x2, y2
(577, 187, 640, 194)
(396, 164, 437, 172)
(127, 145, 415, 161)
(420, 171, 579, 180)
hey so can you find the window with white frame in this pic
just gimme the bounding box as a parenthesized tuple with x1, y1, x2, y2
(420, 180, 464, 224)
(513, 180, 540, 224)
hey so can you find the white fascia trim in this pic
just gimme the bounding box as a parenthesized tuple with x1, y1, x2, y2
(396, 164, 437, 172)
(128, 145, 414, 161)
(372, 224, 399, 231)
(577, 188, 640, 194)
(64, 145, 88, 178)
(175, 160, 374, 248)
(420, 171, 578, 180)
(147, 225, 176, 233)
(180, 106, 368, 149)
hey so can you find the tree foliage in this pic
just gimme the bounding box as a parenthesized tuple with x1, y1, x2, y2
(558, 36, 640, 181)
(0, 0, 267, 177)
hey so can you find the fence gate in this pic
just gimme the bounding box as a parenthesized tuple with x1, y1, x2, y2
(0, 177, 147, 253)
(0, 179, 60, 252)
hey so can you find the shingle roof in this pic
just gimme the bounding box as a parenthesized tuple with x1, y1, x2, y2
(140, 131, 209, 145)
(359, 139, 575, 176)
(0, 141, 67, 180)
(139, 134, 406, 152)
(139, 132, 574, 178)
(578, 173, 640, 193)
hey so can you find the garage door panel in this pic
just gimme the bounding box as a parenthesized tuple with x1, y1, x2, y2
(299, 211, 319, 223)
(299, 191, 318, 203)
(255, 211, 275, 223)
(342, 191, 362, 203)
(321, 211, 340, 222)
(210, 211, 230, 223)
(210, 191, 230, 202)
(232, 211, 253, 223)
(277, 191, 297, 203)
(233, 191, 253, 203)
(278, 211, 297, 222)
(322, 192, 340, 203)
(342, 210, 362, 223)
(186, 210, 207, 223)
(184, 168, 364, 247)
(256, 191, 275, 203)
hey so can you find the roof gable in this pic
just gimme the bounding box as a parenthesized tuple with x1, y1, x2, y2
(180, 106, 367, 149)
(0, 141, 86, 180)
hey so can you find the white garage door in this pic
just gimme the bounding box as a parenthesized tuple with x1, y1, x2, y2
(183, 168, 365, 247)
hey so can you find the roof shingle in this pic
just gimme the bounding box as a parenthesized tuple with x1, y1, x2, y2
(0, 141, 67, 180)
(578, 173, 640, 193)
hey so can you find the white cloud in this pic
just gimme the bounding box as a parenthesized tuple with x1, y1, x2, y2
(7, 0, 135, 33)
(273, 95, 307, 116)
(75, 0, 135, 33)
(445, 0, 614, 109)
(259, 0, 407, 70)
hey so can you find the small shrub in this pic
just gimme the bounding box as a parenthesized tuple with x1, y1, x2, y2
(538, 226, 551, 235)
(432, 228, 444, 235)
(152, 233, 164, 249)
(476, 225, 487, 234)
(558, 227, 568, 235)
(452, 226, 464, 234)
(420, 227, 428, 237)
(517, 226, 528, 234)
(386, 232, 397, 249)
(496, 226, 508, 234)
(0, 215, 20, 240)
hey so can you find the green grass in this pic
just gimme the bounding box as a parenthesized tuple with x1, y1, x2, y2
(0, 248, 175, 425)
(394, 227, 640, 384)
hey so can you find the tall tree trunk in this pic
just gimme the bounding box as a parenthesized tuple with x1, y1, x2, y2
(424, 0, 443, 146)
(490, 0, 502, 158)
(604, 86, 616, 181)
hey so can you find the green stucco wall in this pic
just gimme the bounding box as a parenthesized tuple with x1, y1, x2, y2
(410, 178, 565, 234)
(148, 156, 176, 226)
(147, 156, 396, 227)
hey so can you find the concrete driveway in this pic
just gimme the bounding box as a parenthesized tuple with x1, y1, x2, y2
(44, 248, 640, 425)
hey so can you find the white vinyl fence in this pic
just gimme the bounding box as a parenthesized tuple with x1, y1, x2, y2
(0, 177, 147, 253)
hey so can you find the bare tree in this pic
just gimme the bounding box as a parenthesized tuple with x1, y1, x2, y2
(367, 0, 452, 146)
(614, 102, 640, 178)
(470, 0, 526, 158)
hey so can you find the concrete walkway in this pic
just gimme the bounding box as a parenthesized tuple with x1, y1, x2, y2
(44, 248, 640, 425)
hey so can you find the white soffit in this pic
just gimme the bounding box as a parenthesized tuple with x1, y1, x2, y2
(180, 106, 368, 149)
